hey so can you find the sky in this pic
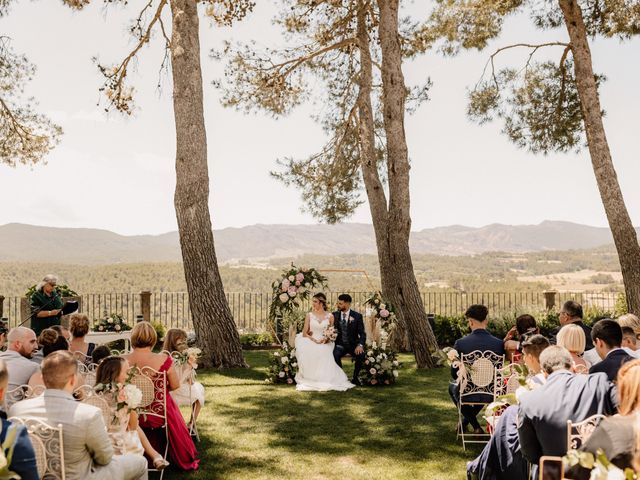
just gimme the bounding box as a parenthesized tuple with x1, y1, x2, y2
(1, 1, 639, 236)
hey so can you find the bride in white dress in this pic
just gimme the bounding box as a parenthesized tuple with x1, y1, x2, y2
(295, 293, 354, 392)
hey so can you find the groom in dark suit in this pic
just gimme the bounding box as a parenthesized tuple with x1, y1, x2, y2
(333, 294, 366, 386)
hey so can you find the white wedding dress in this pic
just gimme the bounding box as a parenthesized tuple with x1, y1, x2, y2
(294, 312, 355, 392)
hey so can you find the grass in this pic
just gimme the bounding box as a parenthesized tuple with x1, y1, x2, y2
(167, 351, 480, 480)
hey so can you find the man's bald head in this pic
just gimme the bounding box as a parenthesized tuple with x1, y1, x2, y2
(7, 327, 38, 358)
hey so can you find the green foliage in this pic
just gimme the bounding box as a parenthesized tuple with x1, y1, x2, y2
(24, 283, 78, 298)
(0, 36, 62, 167)
(240, 333, 275, 347)
(151, 321, 166, 342)
(614, 292, 628, 316)
(469, 60, 605, 154)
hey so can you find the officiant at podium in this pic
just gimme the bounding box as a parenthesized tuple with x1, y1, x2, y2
(30, 274, 64, 336)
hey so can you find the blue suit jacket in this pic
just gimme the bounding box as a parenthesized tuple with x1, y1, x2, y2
(451, 329, 505, 380)
(589, 349, 634, 382)
(0, 413, 39, 480)
(517, 370, 618, 464)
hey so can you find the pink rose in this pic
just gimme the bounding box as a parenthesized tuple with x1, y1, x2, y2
(295, 272, 304, 282)
(282, 279, 290, 289)
(287, 378, 293, 384)
(295, 280, 301, 286)
(371, 379, 377, 385)
(117, 388, 126, 403)
(279, 293, 289, 303)
(379, 309, 390, 318)
(287, 286, 297, 297)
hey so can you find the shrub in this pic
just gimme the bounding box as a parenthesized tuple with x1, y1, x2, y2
(240, 333, 274, 347)
(151, 321, 166, 343)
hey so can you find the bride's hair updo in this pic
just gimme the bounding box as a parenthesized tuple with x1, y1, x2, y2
(313, 293, 327, 311)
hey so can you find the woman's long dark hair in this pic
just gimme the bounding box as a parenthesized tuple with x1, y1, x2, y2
(313, 293, 327, 311)
(95, 356, 126, 386)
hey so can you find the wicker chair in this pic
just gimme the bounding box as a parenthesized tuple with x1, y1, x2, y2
(76, 362, 98, 388)
(71, 351, 91, 365)
(81, 391, 114, 428)
(129, 365, 169, 480)
(456, 350, 505, 450)
(567, 414, 606, 450)
(10, 417, 65, 480)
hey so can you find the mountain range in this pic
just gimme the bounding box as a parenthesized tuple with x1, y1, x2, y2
(0, 221, 631, 265)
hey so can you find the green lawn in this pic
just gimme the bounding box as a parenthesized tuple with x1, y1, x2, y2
(167, 350, 480, 480)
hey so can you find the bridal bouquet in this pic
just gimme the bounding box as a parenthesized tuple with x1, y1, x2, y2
(360, 342, 400, 386)
(323, 325, 338, 342)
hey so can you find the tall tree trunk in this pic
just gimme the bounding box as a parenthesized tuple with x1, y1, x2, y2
(559, 0, 640, 315)
(376, 0, 439, 367)
(355, 0, 409, 351)
(170, 0, 246, 367)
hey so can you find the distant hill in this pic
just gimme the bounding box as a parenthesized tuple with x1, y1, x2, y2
(0, 221, 631, 265)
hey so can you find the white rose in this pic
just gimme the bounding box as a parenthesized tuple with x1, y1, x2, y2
(393, 360, 399, 366)
(281, 357, 289, 364)
(290, 349, 296, 357)
(367, 351, 373, 356)
(114, 324, 121, 331)
(393, 370, 399, 378)
(107, 318, 114, 324)
(278, 371, 285, 378)
(380, 304, 386, 309)
(123, 384, 143, 409)
(370, 368, 377, 374)
(298, 286, 306, 294)
(368, 357, 375, 363)
(292, 363, 298, 367)
(447, 350, 458, 361)
(288, 275, 295, 281)
(279, 293, 289, 303)
(274, 352, 280, 357)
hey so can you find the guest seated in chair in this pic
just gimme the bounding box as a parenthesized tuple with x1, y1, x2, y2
(9, 351, 148, 480)
(551, 301, 594, 351)
(621, 327, 639, 356)
(68, 314, 96, 365)
(466, 334, 550, 480)
(163, 328, 205, 429)
(503, 314, 538, 362)
(125, 322, 199, 471)
(589, 319, 634, 382)
(0, 359, 39, 480)
(517, 346, 618, 467)
(567, 359, 640, 480)
(557, 324, 590, 374)
(95, 356, 169, 470)
(449, 304, 505, 435)
(28, 328, 69, 391)
(92, 345, 112, 365)
(0, 327, 39, 393)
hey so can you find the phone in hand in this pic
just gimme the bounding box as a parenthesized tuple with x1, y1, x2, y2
(539, 456, 564, 480)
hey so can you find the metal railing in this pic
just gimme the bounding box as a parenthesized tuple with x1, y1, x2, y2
(0, 290, 621, 332)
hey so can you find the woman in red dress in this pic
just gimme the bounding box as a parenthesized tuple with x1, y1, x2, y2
(125, 322, 199, 471)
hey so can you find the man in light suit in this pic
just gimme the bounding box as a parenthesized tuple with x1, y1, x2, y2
(517, 346, 618, 466)
(9, 351, 147, 480)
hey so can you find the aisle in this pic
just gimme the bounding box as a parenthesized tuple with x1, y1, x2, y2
(168, 351, 474, 480)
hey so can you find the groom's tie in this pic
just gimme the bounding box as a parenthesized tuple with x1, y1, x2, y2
(340, 312, 349, 346)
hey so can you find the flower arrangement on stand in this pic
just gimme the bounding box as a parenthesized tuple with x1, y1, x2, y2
(364, 293, 398, 341)
(359, 342, 401, 386)
(174, 347, 203, 369)
(93, 311, 131, 333)
(268, 265, 328, 340)
(266, 342, 298, 384)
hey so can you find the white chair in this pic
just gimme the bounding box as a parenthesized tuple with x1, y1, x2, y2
(10, 417, 65, 480)
(129, 365, 169, 480)
(456, 350, 505, 450)
(567, 414, 606, 450)
(4, 385, 34, 410)
(167, 350, 201, 441)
